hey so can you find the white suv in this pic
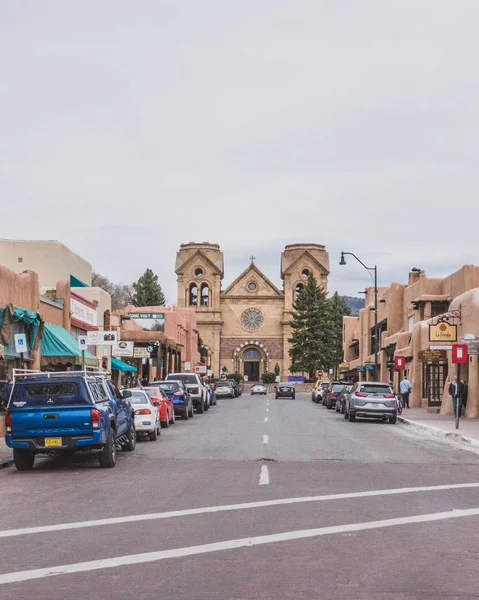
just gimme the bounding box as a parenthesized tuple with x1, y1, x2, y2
(165, 373, 209, 413)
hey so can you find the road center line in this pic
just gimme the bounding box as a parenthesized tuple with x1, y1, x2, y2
(264, 417, 268, 423)
(2, 482, 479, 539)
(266, 408, 269, 412)
(2, 507, 479, 585)
(259, 465, 270, 485)
(263, 434, 269, 444)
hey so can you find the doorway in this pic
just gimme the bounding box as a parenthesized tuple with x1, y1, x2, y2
(244, 361, 260, 382)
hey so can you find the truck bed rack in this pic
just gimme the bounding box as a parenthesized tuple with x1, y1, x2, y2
(13, 366, 108, 381)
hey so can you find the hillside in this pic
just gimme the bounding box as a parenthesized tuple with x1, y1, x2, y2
(340, 296, 364, 316)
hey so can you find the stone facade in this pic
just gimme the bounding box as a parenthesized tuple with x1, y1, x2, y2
(175, 242, 330, 380)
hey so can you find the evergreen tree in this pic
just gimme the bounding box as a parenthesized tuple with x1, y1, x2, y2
(131, 268, 166, 306)
(329, 291, 352, 378)
(288, 274, 335, 377)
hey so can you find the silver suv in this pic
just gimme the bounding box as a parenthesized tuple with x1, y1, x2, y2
(345, 381, 397, 424)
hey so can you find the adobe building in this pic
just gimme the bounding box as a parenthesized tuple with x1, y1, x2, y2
(342, 265, 479, 417)
(175, 242, 330, 380)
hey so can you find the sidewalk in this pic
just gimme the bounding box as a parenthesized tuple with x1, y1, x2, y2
(399, 408, 479, 449)
(0, 437, 13, 469)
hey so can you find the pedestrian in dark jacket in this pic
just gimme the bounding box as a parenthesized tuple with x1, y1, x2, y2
(449, 377, 465, 417)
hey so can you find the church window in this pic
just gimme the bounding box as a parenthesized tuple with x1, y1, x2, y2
(301, 268, 311, 278)
(240, 308, 264, 331)
(189, 283, 198, 306)
(243, 348, 261, 359)
(194, 267, 204, 277)
(200, 283, 209, 306)
(295, 283, 304, 300)
(247, 281, 257, 291)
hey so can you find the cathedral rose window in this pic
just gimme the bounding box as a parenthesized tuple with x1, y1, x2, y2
(240, 308, 264, 331)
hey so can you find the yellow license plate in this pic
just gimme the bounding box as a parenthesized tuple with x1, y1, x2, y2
(45, 438, 62, 447)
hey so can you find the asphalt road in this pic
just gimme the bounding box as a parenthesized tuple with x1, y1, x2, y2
(2, 391, 479, 599)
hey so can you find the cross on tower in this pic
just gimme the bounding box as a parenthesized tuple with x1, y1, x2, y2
(250, 255, 255, 263)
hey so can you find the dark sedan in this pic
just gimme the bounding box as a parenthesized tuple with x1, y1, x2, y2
(275, 382, 296, 399)
(151, 380, 194, 419)
(323, 383, 346, 409)
(335, 385, 353, 414)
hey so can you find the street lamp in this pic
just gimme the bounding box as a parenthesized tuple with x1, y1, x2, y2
(340, 252, 379, 380)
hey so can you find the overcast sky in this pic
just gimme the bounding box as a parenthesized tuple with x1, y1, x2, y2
(2, 1, 479, 303)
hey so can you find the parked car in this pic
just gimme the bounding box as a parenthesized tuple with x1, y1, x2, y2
(214, 381, 236, 398)
(130, 389, 161, 441)
(133, 386, 175, 428)
(312, 381, 329, 404)
(5, 368, 136, 470)
(205, 383, 217, 406)
(335, 385, 353, 414)
(251, 383, 267, 395)
(345, 381, 397, 424)
(323, 382, 346, 410)
(222, 379, 242, 397)
(275, 382, 296, 399)
(152, 380, 193, 420)
(165, 373, 209, 413)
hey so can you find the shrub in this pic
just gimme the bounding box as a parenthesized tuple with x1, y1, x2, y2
(230, 372, 244, 383)
(261, 372, 276, 384)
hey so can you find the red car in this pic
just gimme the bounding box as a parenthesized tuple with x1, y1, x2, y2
(131, 387, 175, 428)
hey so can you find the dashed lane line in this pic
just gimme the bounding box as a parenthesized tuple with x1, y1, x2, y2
(263, 434, 269, 444)
(264, 417, 268, 423)
(2, 507, 479, 585)
(259, 465, 270, 485)
(1, 482, 479, 540)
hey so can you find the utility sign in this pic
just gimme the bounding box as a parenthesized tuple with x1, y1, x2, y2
(14, 333, 27, 353)
(452, 344, 468, 364)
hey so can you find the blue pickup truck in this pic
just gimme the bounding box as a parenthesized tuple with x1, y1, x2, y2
(5, 368, 136, 470)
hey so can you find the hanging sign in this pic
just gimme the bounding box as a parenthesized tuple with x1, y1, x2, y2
(128, 312, 165, 333)
(133, 347, 150, 359)
(112, 341, 134, 357)
(418, 349, 447, 362)
(87, 331, 118, 345)
(394, 356, 406, 370)
(429, 323, 457, 342)
(452, 343, 468, 364)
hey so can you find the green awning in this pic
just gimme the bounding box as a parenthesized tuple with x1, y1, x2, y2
(111, 357, 137, 372)
(41, 322, 98, 365)
(0, 303, 43, 351)
(70, 275, 89, 288)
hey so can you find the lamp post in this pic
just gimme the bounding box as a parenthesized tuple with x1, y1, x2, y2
(340, 252, 379, 381)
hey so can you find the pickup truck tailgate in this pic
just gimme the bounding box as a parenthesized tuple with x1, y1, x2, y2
(11, 406, 93, 438)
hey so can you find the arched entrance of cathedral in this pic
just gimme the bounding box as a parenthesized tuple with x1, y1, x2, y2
(242, 347, 262, 382)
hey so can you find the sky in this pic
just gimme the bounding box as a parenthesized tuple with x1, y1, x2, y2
(2, 1, 479, 304)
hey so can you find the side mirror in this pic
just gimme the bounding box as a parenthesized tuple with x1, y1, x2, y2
(121, 389, 132, 398)
(153, 401, 160, 407)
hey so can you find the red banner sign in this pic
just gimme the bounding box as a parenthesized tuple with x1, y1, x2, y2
(452, 344, 468, 364)
(394, 356, 405, 370)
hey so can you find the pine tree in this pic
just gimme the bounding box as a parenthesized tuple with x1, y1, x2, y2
(329, 291, 352, 378)
(131, 268, 166, 306)
(288, 274, 335, 377)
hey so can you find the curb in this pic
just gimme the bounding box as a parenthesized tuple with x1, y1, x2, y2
(398, 416, 479, 449)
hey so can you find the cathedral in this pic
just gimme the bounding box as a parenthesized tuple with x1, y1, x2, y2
(175, 242, 330, 380)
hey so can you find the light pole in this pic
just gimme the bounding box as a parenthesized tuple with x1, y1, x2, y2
(340, 252, 379, 381)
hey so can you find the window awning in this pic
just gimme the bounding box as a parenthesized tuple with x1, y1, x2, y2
(111, 357, 137, 372)
(41, 322, 98, 366)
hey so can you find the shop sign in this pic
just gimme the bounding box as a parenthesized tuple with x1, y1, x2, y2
(459, 334, 479, 355)
(184, 361, 191, 372)
(128, 312, 165, 333)
(418, 349, 447, 362)
(429, 322, 457, 342)
(365, 364, 375, 371)
(428, 345, 452, 350)
(133, 347, 150, 359)
(71, 298, 97, 327)
(87, 331, 118, 345)
(112, 341, 134, 357)
(194, 365, 207, 375)
(394, 356, 406, 370)
(356, 366, 366, 372)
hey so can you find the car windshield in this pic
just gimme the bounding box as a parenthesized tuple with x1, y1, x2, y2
(9, 381, 90, 407)
(359, 385, 392, 395)
(169, 374, 197, 385)
(279, 383, 292, 387)
(332, 385, 345, 392)
(321, 383, 329, 389)
(130, 391, 150, 404)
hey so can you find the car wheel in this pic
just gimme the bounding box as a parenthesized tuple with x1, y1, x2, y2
(171, 411, 176, 424)
(189, 403, 194, 417)
(122, 420, 136, 452)
(389, 414, 397, 424)
(344, 407, 349, 419)
(292, 394, 296, 399)
(99, 428, 116, 468)
(335, 403, 339, 412)
(275, 394, 279, 399)
(204, 400, 210, 411)
(196, 400, 204, 414)
(13, 448, 35, 471)
(149, 427, 158, 441)
(161, 417, 169, 429)
(183, 407, 189, 420)
(348, 411, 356, 422)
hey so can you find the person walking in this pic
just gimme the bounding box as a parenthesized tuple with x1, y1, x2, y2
(400, 375, 412, 409)
(448, 377, 465, 417)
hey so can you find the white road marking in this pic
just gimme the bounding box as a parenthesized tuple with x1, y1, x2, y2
(259, 465, 270, 485)
(2, 508, 479, 585)
(264, 417, 268, 423)
(266, 408, 269, 412)
(263, 434, 269, 444)
(2, 482, 479, 539)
